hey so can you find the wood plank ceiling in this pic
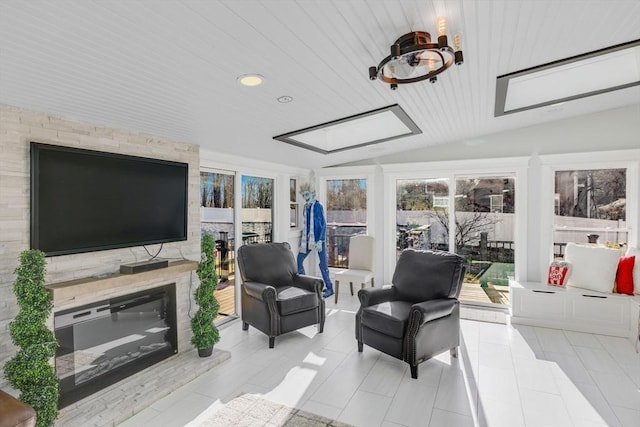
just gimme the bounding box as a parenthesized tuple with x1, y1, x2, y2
(1, 0, 639, 168)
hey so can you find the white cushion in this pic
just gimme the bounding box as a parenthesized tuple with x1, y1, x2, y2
(564, 243, 621, 293)
(625, 246, 640, 295)
(334, 269, 373, 284)
(348, 235, 374, 270)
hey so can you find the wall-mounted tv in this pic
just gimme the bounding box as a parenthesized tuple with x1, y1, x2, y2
(31, 142, 188, 256)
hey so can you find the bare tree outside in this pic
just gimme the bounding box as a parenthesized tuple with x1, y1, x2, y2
(200, 172, 212, 207)
(452, 176, 514, 250)
(242, 176, 273, 209)
(454, 176, 516, 295)
(326, 179, 366, 213)
(432, 209, 497, 250)
(555, 169, 625, 220)
(200, 172, 234, 208)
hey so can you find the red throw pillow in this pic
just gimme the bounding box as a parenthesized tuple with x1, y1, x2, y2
(615, 255, 635, 295)
(548, 261, 570, 287)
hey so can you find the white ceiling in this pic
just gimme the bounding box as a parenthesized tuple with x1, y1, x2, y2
(1, 0, 639, 169)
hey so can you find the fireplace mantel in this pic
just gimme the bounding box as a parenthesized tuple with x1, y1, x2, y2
(46, 259, 198, 311)
(44, 257, 229, 426)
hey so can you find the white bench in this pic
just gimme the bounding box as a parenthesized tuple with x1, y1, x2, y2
(510, 280, 640, 350)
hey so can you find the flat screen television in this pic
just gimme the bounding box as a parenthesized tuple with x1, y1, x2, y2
(31, 142, 188, 256)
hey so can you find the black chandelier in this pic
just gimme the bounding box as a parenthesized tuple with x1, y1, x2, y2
(369, 17, 463, 90)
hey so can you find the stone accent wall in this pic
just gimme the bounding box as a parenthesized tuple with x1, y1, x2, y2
(0, 104, 201, 390)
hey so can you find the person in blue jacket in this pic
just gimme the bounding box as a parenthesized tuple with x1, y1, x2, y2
(297, 183, 334, 299)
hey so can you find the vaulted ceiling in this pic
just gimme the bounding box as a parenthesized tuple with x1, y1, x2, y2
(1, 1, 639, 169)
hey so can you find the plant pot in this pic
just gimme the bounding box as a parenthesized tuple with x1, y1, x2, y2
(198, 347, 213, 357)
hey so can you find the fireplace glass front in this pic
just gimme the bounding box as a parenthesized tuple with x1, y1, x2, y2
(55, 283, 177, 407)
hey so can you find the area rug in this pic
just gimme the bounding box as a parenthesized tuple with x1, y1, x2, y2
(186, 393, 353, 427)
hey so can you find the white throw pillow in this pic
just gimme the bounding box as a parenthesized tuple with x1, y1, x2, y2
(625, 246, 640, 295)
(564, 243, 621, 293)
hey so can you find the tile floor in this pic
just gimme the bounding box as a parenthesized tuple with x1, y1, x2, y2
(118, 297, 640, 427)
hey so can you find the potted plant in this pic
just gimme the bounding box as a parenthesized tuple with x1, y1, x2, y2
(191, 233, 220, 357)
(4, 249, 59, 427)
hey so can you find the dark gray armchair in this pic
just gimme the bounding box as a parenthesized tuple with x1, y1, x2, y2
(237, 242, 325, 348)
(356, 248, 466, 379)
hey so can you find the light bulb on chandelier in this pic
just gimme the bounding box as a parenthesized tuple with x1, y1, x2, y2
(368, 17, 464, 90)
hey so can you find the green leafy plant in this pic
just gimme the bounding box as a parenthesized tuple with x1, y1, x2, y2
(4, 250, 59, 427)
(191, 234, 220, 352)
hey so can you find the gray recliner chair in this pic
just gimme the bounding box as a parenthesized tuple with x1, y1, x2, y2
(356, 248, 466, 379)
(237, 242, 325, 348)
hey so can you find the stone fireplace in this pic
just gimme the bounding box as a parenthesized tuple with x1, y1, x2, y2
(45, 261, 201, 414)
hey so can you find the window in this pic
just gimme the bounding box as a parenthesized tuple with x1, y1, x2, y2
(241, 175, 273, 244)
(290, 178, 298, 228)
(325, 178, 367, 267)
(553, 168, 627, 257)
(489, 195, 504, 213)
(200, 172, 235, 280)
(396, 178, 450, 259)
(200, 170, 236, 318)
(539, 150, 638, 284)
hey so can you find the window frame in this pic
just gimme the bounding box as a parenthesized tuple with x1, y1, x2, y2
(316, 168, 376, 232)
(316, 166, 376, 270)
(289, 178, 299, 229)
(539, 150, 639, 274)
(240, 174, 275, 244)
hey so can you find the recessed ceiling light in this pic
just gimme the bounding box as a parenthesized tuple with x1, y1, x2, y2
(237, 74, 264, 87)
(277, 95, 293, 103)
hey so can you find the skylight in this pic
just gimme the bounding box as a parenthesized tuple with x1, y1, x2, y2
(273, 104, 421, 154)
(495, 40, 640, 116)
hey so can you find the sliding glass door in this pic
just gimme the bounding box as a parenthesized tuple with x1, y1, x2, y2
(395, 174, 516, 308)
(455, 175, 515, 306)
